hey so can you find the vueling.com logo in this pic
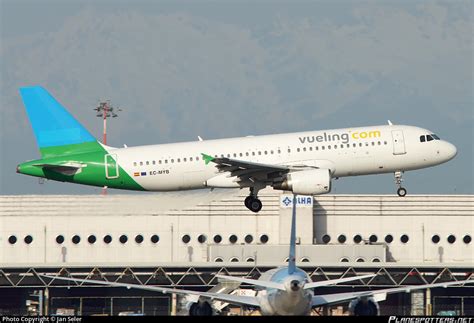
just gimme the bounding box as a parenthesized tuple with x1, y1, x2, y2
(298, 130, 381, 144)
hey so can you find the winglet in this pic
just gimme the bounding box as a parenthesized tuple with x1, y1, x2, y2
(201, 153, 214, 165)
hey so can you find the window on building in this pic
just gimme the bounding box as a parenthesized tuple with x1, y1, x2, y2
(151, 235, 160, 244)
(119, 235, 128, 244)
(103, 235, 112, 244)
(8, 235, 17, 245)
(400, 234, 409, 244)
(56, 235, 64, 244)
(245, 234, 253, 244)
(182, 234, 191, 244)
(198, 234, 207, 244)
(463, 235, 471, 244)
(88, 235, 96, 244)
(447, 235, 456, 244)
(322, 234, 331, 244)
(353, 234, 362, 244)
(229, 234, 238, 244)
(385, 234, 393, 243)
(135, 234, 144, 244)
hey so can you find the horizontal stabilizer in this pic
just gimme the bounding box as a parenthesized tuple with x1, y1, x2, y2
(304, 274, 376, 289)
(33, 162, 84, 176)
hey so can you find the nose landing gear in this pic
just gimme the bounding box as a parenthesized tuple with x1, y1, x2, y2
(394, 171, 407, 197)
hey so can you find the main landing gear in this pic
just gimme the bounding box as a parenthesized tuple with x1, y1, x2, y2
(245, 186, 263, 213)
(394, 171, 407, 197)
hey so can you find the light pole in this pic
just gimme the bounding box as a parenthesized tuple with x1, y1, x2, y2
(93, 100, 122, 194)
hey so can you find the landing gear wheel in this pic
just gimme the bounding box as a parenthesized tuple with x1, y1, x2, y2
(247, 198, 262, 213)
(244, 196, 253, 209)
(397, 187, 407, 197)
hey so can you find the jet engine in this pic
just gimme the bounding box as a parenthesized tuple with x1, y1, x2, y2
(189, 301, 214, 316)
(348, 297, 380, 316)
(273, 169, 331, 195)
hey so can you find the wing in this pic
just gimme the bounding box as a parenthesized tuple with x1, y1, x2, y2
(202, 153, 289, 184)
(311, 279, 474, 307)
(40, 275, 259, 307)
(304, 274, 376, 290)
(215, 274, 285, 291)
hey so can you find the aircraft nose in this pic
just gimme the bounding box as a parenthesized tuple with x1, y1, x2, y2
(290, 280, 300, 291)
(444, 142, 457, 161)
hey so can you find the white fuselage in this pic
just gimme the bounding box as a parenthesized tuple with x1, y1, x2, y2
(256, 267, 312, 315)
(107, 125, 457, 191)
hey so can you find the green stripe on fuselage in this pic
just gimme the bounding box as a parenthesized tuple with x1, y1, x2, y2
(18, 142, 144, 191)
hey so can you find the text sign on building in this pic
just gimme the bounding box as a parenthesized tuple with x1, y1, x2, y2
(280, 195, 313, 208)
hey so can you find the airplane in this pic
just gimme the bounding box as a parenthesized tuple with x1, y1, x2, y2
(17, 86, 457, 212)
(40, 195, 473, 316)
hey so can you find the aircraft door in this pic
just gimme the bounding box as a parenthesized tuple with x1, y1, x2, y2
(105, 154, 119, 179)
(391, 130, 406, 155)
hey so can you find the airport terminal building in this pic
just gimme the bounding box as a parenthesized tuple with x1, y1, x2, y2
(0, 190, 472, 315)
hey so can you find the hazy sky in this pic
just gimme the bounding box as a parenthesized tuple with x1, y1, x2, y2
(0, 0, 472, 195)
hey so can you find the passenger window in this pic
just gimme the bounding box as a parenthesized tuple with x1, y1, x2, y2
(140, 162, 143, 166)
(315, 147, 318, 150)
(287, 149, 291, 153)
(297, 148, 300, 152)
(420, 135, 426, 142)
(365, 142, 369, 146)
(152, 160, 156, 165)
(303, 147, 306, 152)
(252, 152, 256, 156)
(133, 162, 137, 166)
(146, 161, 149, 165)
(159, 160, 162, 164)
(264, 151, 268, 155)
(359, 143, 363, 147)
(271, 150, 274, 154)
(177, 158, 180, 163)
(239, 153, 243, 157)
(196, 157, 199, 161)
(384, 141, 388, 145)
(333, 145, 337, 149)
(171, 159, 174, 163)
(227, 154, 230, 158)
(190, 157, 193, 161)
(258, 151, 261, 155)
(328, 145, 331, 150)
(183, 158, 187, 162)
(165, 160, 168, 164)
(246, 152, 249, 156)
(378, 141, 381, 145)
(353, 143, 356, 147)
(341, 144, 344, 149)
(309, 147, 313, 151)
(233, 153, 237, 157)
(322, 146, 325, 150)
(372, 142, 375, 146)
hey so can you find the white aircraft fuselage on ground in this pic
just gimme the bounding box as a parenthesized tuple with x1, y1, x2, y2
(17, 87, 457, 212)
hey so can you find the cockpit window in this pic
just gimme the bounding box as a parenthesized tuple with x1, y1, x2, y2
(426, 135, 434, 141)
(431, 134, 440, 140)
(420, 135, 426, 142)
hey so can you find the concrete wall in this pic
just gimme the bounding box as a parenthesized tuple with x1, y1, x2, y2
(0, 191, 472, 266)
